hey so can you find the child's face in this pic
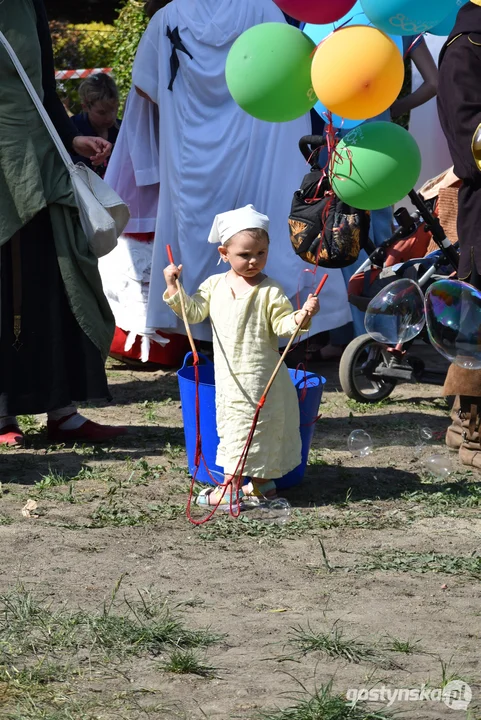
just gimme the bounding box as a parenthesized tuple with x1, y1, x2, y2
(220, 231, 269, 278)
(85, 99, 119, 130)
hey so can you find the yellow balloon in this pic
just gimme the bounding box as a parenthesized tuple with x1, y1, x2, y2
(311, 25, 404, 121)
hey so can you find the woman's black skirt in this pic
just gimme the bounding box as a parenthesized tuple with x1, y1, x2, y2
(0, 208, 110, 416)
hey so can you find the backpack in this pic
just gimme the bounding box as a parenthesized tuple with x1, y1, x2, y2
(288, 167, 371, 268)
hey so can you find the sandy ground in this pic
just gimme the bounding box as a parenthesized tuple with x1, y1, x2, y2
(0, 348, 479, 720)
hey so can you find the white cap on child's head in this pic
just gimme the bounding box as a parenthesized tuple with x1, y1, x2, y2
(208, 204, 270, 246)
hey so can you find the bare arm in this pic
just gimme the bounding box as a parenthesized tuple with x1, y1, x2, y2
(391, 42, 438, 118)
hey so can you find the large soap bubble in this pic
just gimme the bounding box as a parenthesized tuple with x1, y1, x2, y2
(425, 279, 481, 369)
(365, 279, 426, 345)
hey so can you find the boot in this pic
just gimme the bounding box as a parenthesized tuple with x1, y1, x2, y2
(445, 396, 463, 451)
(443, 366, 481, 469)
(458, 402, 481, 469)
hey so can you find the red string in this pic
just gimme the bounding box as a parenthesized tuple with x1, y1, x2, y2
(404, 33, 424, 59)
(185, 381, 265, 526)
(187, 400, 265, 526)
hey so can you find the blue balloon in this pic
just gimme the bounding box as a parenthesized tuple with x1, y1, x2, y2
(429, 0, 468, 36)
(304, 1, 403, 128)
(360, 0, 456, 36)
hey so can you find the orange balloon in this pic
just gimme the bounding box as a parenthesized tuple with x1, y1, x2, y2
(311, 25, 404, 121)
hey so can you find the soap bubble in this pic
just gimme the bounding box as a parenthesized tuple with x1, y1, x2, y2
(266, 498, 292, 525)
(348, 430, 373, 457)
(414, 442, 427, 457)
(419, 426, 433, 441)
(424, 454, 453, 479)
(244, 496, 292, 525)
(425, 279, 481, 369)
(365, 279, 426, 345)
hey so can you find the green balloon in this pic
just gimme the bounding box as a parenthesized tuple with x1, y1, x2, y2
(225, 23, 317, 123)
(330, 121, 422, 211)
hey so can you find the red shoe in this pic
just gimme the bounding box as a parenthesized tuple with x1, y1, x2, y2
(0, 425, 24, 447)
(47, 416, 128, 444)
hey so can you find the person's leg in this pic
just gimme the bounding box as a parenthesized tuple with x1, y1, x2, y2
(443, 189, 481, 466)
(0, 210, 126, 443)
(245, 478, 277, 499)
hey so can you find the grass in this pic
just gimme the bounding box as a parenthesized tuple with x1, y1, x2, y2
(259, 682, 392, 720)
(345, 399, 391, 415)
(355, 550, 481, 579)
(88, 467, 184, 527)
(34, 468, 75, 491)
(196, 506, 408, 542)
(6, 692, 180, 720)
(0, 583, 218, 718)
(0, 659, 74, 687)
(90, 497, 184, 527)
(385, 636, 422, 655)
(402, 480, 481, 509)
(0, 584, 221, 663)
(130, 458, 166, 484)
(287, 624, 388, 667)
(17, 415, 42, 433)
(196, 510, 341, 541)
(308, 449, 330, 466)
(160, 647, 217, 678)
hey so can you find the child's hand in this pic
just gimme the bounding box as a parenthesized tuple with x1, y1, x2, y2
(303, 293, 320, 318)
(164, 263, 182, 288)
(295, 294, 319, 325)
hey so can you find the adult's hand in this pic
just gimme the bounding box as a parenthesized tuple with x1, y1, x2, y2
(71, 136, 112, 167)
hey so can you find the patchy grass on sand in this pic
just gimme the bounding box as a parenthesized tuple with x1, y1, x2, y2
(0, 351, 479, 719)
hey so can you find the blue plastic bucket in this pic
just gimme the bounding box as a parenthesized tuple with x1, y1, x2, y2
(177, 353, 325, 489)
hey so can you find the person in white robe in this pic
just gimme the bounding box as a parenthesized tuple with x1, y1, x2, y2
(100, 89, 166, 362)
(126, 0, 351, 344)
(409, 34, 453, 192)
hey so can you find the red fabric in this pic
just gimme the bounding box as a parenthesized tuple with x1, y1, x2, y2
(384, 225, 432, 267)
(110, 327, 190, 367)
(347, 267, 382, 300)
(123, 233, 155, 243)
(347, 225, 432, 301)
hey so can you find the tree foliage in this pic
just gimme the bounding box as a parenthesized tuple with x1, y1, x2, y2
(50, 21, 116, 69)
(49, 2, 149, 116)
(50, 20, 116, 114)
(111, 0, 149, 112)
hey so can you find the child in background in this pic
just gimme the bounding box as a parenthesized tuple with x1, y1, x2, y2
(71, 73, 121, 178)
(163, 205, 320, 507)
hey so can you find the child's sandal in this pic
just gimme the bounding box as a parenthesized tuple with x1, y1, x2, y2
(195, 487, 244, 509)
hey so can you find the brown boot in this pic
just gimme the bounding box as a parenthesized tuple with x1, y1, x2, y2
(443, 366, 481, 469)
(458, 402, 481, 470)
(445, 396, 463, 451)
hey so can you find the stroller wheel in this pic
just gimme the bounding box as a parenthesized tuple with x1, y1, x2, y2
(340, 334, 397, 403)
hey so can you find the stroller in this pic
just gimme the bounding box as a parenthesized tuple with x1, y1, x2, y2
(292, 136, 459, 404)
(339, 179, 460, 403)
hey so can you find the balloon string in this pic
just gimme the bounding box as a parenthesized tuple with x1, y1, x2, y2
(404, 33, 425, 59)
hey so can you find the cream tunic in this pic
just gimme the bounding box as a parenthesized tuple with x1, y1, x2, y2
(165, 275, 304, 478)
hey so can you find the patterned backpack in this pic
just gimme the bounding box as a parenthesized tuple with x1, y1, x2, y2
(288, 165, 371, 268)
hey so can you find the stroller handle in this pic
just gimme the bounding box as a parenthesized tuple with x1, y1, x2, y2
(299, 135, 327, 163)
